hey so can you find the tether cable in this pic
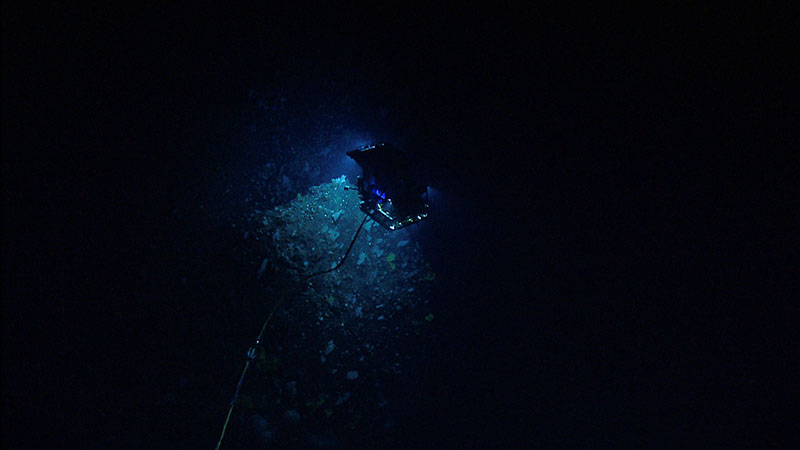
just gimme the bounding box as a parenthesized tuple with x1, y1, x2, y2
(215, 213, 369, 449)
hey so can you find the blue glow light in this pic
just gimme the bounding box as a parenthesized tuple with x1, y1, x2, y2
(371, 187, 387, 200)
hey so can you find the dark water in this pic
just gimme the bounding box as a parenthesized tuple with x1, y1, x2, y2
(3, 4, 797, 448)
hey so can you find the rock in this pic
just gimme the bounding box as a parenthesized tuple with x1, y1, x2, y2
(346, 371, 358, 380)
(251, 414, 273, 444)
(284, 381, 297, 398)
(283, 409, 301, 423)
(335, 392, 351, 405)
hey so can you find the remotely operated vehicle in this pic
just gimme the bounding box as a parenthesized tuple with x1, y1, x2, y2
(346, 143, 429, 230)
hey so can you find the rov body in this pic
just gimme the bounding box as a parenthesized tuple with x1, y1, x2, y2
(346, 143, 429, 230)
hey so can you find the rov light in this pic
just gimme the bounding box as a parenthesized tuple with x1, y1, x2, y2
(371, 187, 387, 201)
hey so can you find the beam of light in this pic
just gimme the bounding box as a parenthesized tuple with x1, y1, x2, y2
(427, 187, 441, 204)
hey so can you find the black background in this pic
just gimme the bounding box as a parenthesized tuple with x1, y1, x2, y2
(3, 3, 798, 448)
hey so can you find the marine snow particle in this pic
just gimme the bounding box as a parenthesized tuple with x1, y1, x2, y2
(257, 258, 269, 279)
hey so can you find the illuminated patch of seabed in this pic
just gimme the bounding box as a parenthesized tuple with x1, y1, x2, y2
(240, 176, 437, 446)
